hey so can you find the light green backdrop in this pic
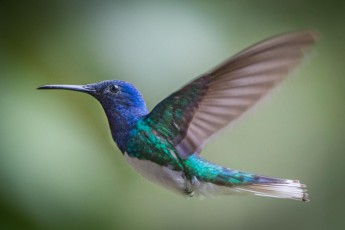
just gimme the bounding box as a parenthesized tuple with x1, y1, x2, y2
(1, 1, 344, 229)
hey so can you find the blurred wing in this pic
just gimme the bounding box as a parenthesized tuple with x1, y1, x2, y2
(145, 31, 317, 158)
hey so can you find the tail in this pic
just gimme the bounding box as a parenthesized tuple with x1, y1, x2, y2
(186, 155, 308, 201)
(232, 176, 309, 202)
(195, 170, 309, 201)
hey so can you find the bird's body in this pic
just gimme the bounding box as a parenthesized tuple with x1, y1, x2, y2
(38, 31, 317, 202)
(123, 114, 299, 198)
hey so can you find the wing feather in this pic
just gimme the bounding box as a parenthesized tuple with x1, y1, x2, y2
(144, 31, 317, 158)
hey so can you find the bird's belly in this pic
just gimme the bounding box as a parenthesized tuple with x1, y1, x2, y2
(124, 153, 186, 194)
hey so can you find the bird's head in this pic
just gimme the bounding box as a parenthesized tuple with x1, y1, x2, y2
(38, 80, 148, 118)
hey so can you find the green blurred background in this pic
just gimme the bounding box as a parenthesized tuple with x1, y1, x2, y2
(1, 0, 344, 229)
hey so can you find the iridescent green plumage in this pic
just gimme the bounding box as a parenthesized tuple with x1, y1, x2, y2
(126, 119, 281, 188)
(184, 155, 258, 186)
(126, 119, 183, 171)
(126, 117, 261, 187)
(146, 78, 208, 152)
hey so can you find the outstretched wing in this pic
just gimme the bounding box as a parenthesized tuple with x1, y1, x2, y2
(144, 31, 317, 158)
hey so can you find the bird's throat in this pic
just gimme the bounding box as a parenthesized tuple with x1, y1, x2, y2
(104, 108, 146, 153)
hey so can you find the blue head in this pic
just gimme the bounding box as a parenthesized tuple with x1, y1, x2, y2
(38, 80, 148, 151)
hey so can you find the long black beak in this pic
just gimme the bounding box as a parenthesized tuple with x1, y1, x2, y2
(37, 84, 96, 93)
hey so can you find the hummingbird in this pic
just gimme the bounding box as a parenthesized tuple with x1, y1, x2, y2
(38, 31, 317, 202)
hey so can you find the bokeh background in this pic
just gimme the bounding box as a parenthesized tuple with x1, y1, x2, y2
(1, 0, 345, 229)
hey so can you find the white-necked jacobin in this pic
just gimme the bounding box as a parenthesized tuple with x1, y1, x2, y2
(38, 31, 317, 202)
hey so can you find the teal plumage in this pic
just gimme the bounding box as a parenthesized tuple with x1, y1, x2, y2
(126, 119, 183, 171)
(38, 31, 317, 202)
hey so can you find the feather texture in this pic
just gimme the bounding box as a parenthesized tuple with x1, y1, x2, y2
(146, 31, 317, 158)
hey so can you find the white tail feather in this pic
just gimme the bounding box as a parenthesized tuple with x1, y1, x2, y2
(234, 179, 309, 202)
(194, 179, 309, 202)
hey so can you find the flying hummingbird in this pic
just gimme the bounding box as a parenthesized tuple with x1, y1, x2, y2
(38, 31, 317, 202)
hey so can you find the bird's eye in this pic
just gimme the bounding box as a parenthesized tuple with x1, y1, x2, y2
(109, 85, 120, 94)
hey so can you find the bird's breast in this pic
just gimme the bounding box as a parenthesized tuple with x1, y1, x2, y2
(124, 153, 186, 194)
